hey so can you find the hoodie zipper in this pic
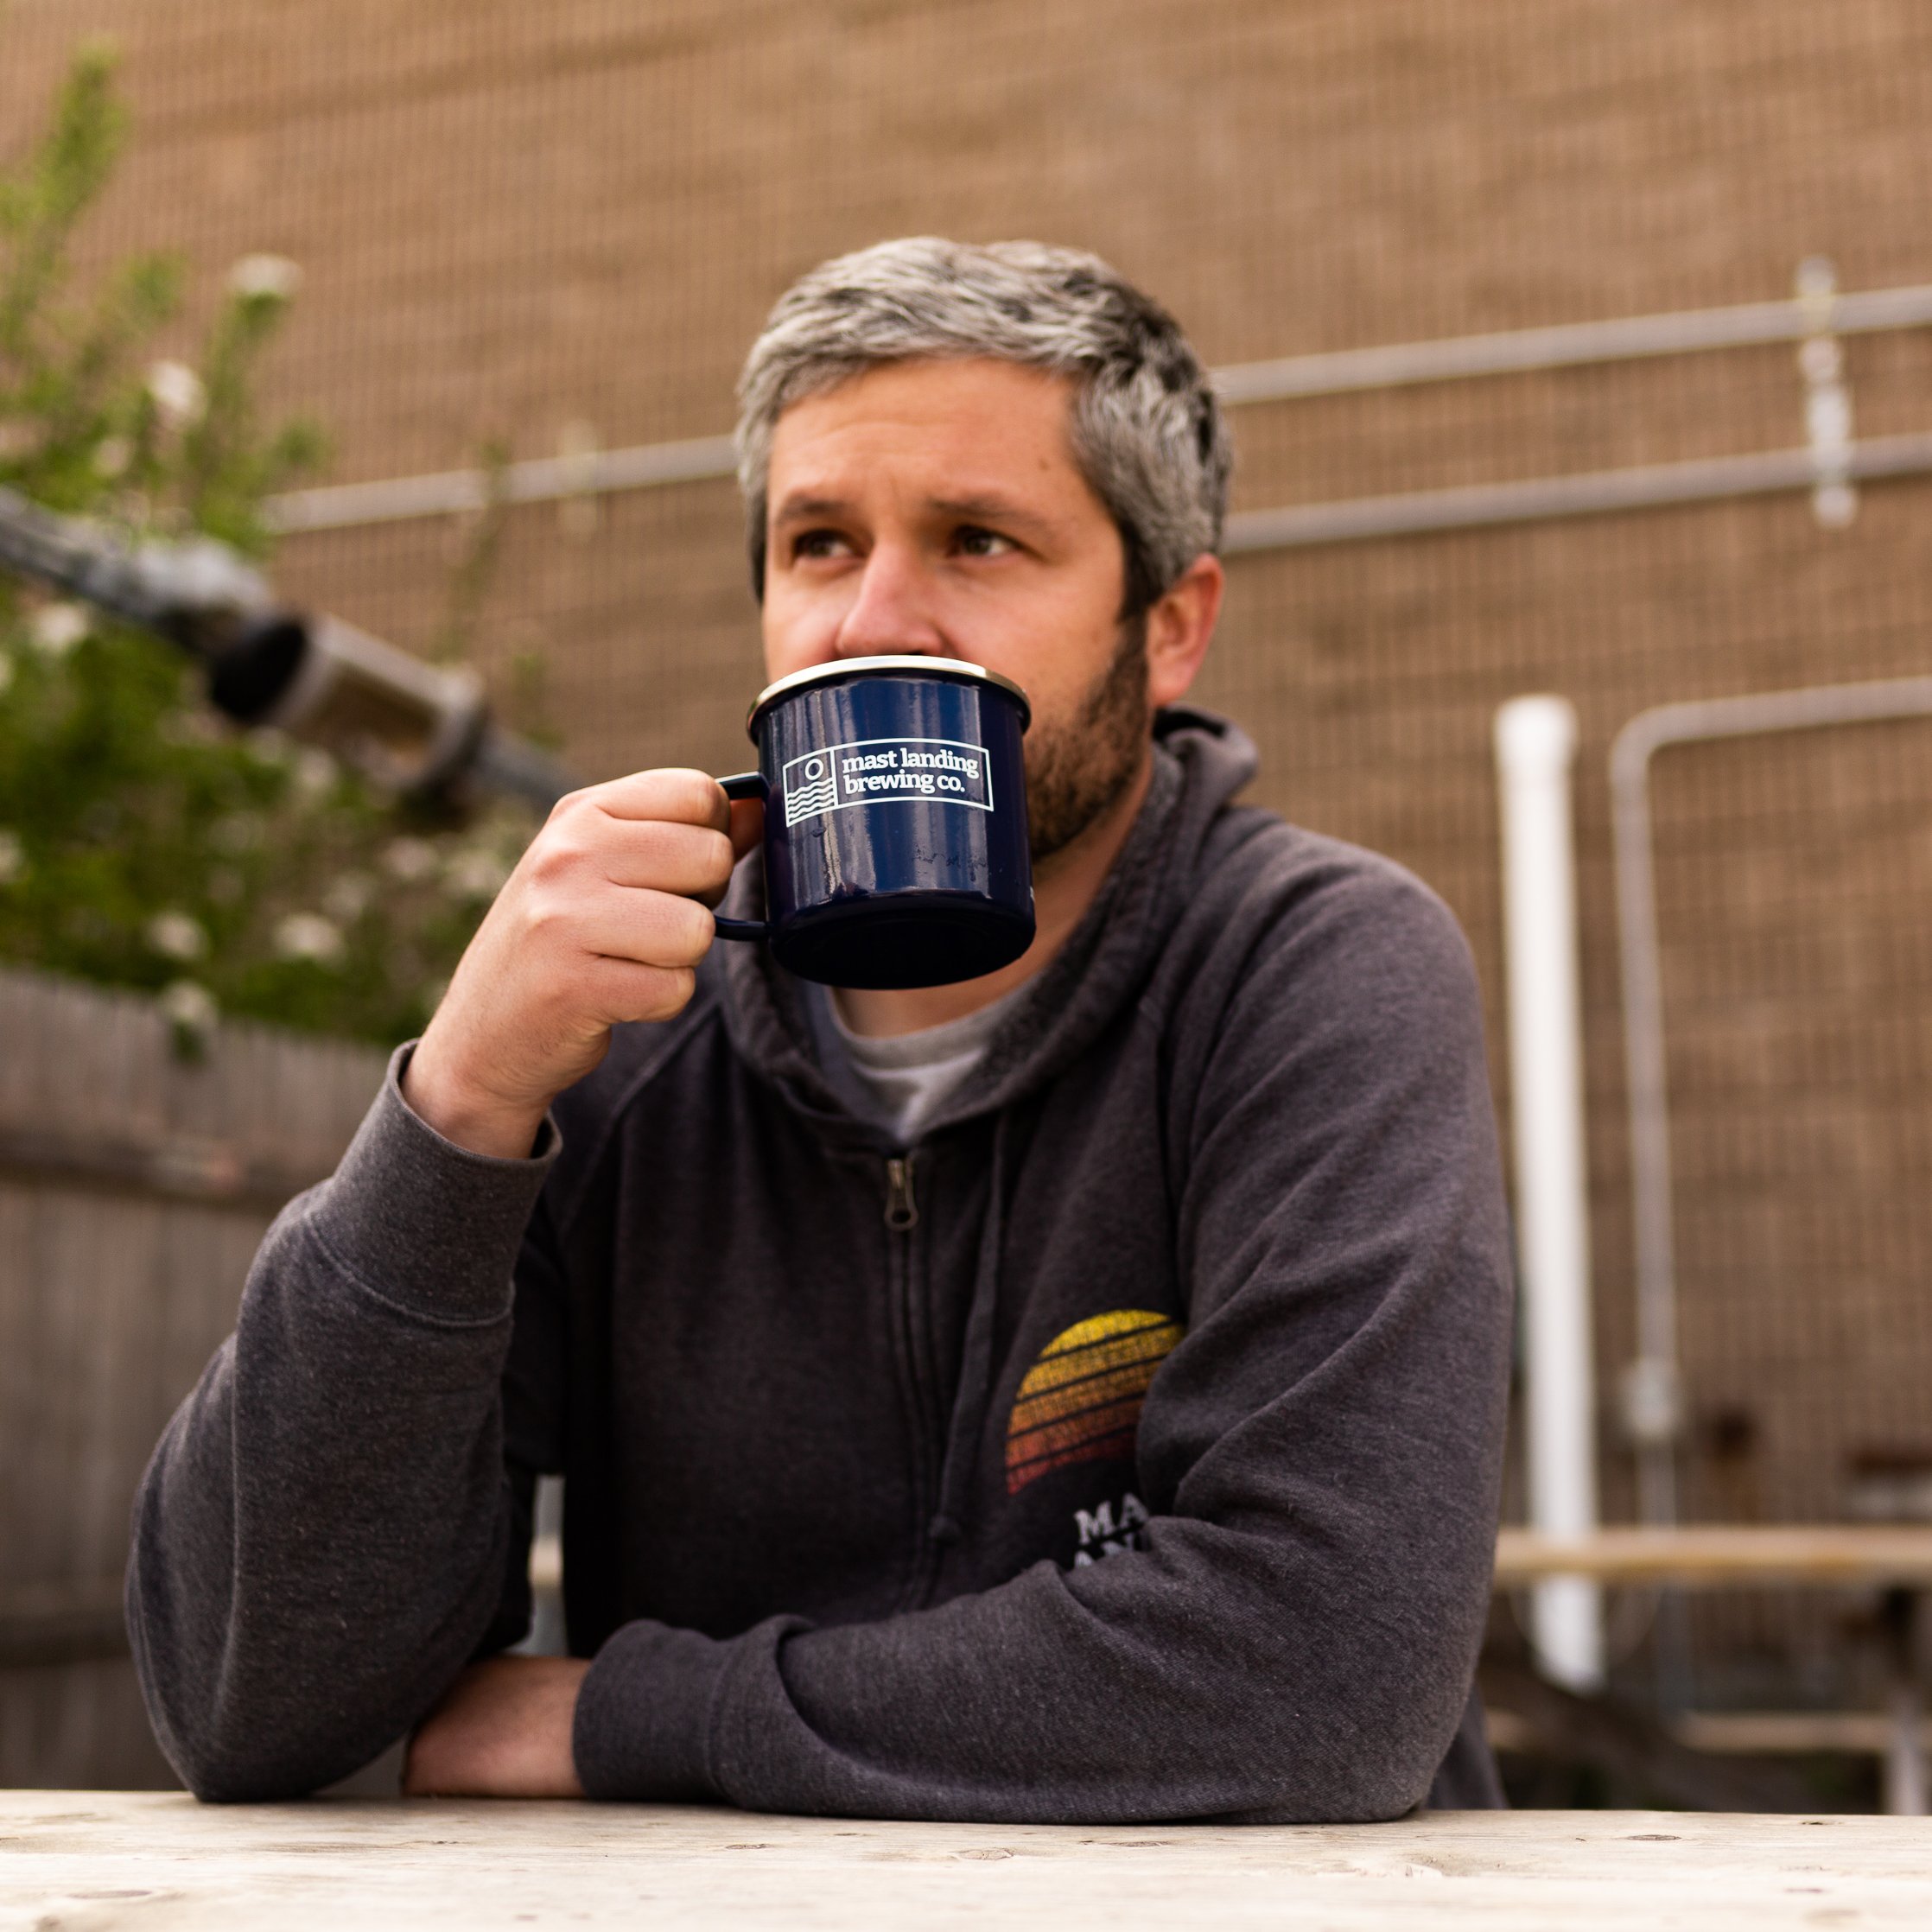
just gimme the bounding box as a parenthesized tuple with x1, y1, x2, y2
(883, 1152, 946, 1610)
(885, 1155, 918, 1230)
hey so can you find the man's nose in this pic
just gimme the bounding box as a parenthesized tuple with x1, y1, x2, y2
(833, 543, 947, 659)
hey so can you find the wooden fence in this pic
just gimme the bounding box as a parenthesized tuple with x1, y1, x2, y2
(0, 968, 386, 1788)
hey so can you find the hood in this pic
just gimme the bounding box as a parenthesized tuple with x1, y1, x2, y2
(715, 706, 1261, 1141)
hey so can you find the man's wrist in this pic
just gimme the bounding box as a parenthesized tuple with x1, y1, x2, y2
(401, 1047, 550, 1161)
(403, 1656, 588, 1798)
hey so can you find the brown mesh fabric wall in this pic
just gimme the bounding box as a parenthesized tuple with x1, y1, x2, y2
(6, 0, 1932, 1711)
(1640, 714, 1932, 1704)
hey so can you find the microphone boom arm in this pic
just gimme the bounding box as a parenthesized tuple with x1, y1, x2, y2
(0, 484, 576, 813)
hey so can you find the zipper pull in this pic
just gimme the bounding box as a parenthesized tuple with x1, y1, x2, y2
(884, 1155, 918, 1230)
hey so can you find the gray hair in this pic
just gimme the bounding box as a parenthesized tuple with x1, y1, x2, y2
(734, 238, 1232, 613)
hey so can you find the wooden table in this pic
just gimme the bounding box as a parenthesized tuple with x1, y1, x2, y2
(3, 1792, 1929, 1929)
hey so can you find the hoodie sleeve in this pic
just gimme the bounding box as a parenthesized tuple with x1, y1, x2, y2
(571, 856, 1515, 1821)
(125, 1045, 558, 1801)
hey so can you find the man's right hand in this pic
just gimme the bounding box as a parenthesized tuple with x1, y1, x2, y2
(402, 769, 758, 1158)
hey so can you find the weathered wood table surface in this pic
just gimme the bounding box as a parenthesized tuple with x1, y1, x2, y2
(3, 1792, 1929, 1929)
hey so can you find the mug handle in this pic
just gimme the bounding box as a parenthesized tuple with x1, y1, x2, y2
(711, 771, 772, 943)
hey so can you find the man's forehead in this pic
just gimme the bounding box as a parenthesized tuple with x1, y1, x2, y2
(772, 359, 1073, 448)
(766, 359, 1090, 509)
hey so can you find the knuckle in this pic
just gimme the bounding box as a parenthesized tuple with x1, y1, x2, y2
(529, 823, 579, 877)
(550, 786, 597, 829)
(520, 887, 573, 942)
(528, 825, 597, 887)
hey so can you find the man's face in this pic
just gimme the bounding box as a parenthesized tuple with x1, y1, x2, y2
(759, 358, 1151, 860)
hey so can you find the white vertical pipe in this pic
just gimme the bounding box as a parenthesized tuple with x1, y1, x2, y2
(1496, 696, 1605, 1690)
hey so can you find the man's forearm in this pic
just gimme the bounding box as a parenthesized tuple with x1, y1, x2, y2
(569, 1497, 1496, 1822)
(127, 1047, 556, 1800)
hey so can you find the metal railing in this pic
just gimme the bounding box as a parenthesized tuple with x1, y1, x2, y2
(263, 275, 1932, 543)
(1609, 676, 1932, 1529)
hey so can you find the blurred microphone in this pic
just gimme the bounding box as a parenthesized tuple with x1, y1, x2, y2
(0, 484, 577, 813)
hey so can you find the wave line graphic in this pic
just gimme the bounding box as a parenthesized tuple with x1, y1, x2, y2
(785, 777, 839, 825)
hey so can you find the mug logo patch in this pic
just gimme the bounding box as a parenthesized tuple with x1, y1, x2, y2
(1004, 1309, 1185, 1496)
(782, 737, 992, 827)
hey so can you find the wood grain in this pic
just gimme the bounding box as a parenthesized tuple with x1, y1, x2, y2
(3, 1793, 1929, 1930)
(0, 968, 385, 1787)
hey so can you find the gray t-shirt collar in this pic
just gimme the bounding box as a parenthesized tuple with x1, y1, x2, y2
(806, 981, 1026, 1143)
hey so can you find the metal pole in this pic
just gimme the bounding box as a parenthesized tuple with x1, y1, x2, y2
(1497, 697, 1605, 1689)
(1211, 279, 1932, 405)
(1219, 431, 1932, 556)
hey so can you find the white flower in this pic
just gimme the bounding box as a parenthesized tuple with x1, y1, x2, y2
(322, 872, 374, 923)
(290, 746, 338, 804)
(227, 253, 302, 302)
(382, 836, 440, 884)
(146, 359, 207, 430)
(274, 912, 345, 966)
(145, 910, 209, 962)
(157, 978, 219, 1038)
(92, 435, 134, 479)
(245, 726, 292, 767)
(444, 847, 510, 900)
(0, 829, 24, 886)
(29, 602, 89, 657)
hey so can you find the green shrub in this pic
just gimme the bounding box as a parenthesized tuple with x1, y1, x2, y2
(0, 44, 532, 1049)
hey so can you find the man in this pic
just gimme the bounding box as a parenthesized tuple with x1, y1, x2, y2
(130, 238, 1513, 1819)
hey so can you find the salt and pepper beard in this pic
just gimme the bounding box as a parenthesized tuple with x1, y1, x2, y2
(1022, 608, 1152, 864)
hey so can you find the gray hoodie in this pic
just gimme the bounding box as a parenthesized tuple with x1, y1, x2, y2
(128, 708, 1514, 1819)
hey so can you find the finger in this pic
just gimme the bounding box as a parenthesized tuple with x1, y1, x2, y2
(557, 886, 718, 971)
(584, 956, 699, 1027)
(591, 818, 735, 896)
(690, 798, 764, 909)
(578, 766, 730, 831)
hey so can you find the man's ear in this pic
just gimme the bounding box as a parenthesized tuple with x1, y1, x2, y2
(1144, 553, 1225, 710)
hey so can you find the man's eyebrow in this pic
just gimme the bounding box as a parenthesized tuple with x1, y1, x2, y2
(770, 493, 855, 524)
(769, 490, 1061, 543)
(926, 494, 1060, 541)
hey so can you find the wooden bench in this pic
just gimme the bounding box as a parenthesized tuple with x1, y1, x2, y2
(1490, 1525, 1932, 1814)
(1494, 1526, 1932, 1588)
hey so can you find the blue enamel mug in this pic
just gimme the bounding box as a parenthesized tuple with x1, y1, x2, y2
(713, 655, 1034, 988)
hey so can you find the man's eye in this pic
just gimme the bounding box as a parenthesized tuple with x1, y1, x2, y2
(792, 530, 850, 560)
(955, 525, 1014, 558)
